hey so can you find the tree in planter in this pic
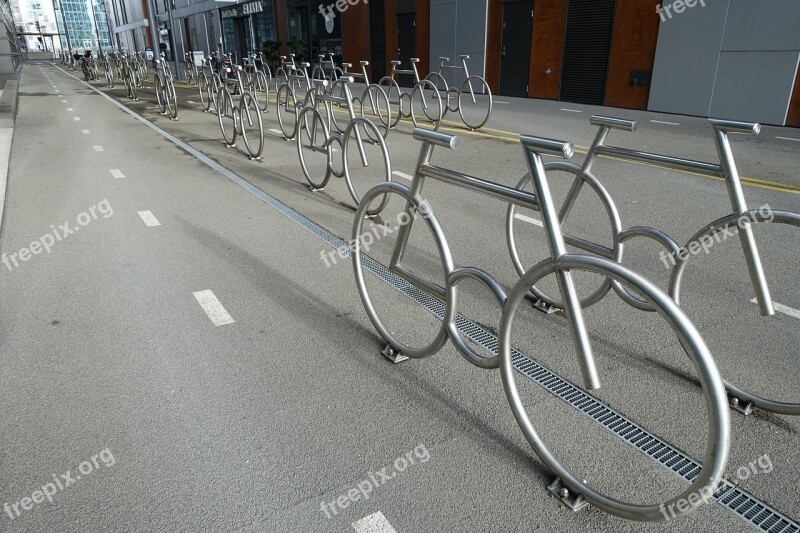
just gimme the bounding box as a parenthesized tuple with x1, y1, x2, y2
(285, 39, 309, 63)
(261, 40, 282, 72)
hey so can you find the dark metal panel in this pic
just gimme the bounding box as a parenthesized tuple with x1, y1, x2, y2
(559, 0, 615, 105)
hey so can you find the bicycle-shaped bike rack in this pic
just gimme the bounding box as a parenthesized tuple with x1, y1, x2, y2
(322, 64, 392, 140)
(276, 63, 328, 140)
(216, 62, 264, 159)
(507, 115, 800, 416)
(244, 52, 271, 112)
(120, 54, 140, 101)
(296, 77, 391, 213)
(103, 54, 115, 89)
(198, 55, 222, 112)
(183, 52, 199, 86)
(154, 53, 178, 120)
(352, 127, 730, 522)
(425, 55, 493, 131)
(276, 54, 307, 92)
(311, 53, 344, 84)
(377, 58, 444, 131)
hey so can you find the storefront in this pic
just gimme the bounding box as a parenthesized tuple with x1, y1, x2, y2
(220, 0, 277, 64)
(286, 0, 342, 63)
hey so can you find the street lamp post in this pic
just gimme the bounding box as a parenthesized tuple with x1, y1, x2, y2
(90, 1, 103, 56)
(145, 0, 160, 60)
(166, 0, 180, 80)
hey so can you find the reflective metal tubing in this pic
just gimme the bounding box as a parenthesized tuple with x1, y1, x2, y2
(590, 115, 637, 132)
(594, 145, 723, 177)
(418, 164, 539, 211)
(412, 127, 461, 150)
(523, 144, 600, 391)
(519, 134, 574, 159)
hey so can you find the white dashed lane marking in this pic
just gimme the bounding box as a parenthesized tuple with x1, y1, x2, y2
(514, 213, 543, 227)
(392, 171, 413, 181)
(351, 512, 397, 533)
(137, 210, 161, 227)
(193, 290, 235, 326)
(750, 299, 800, 320)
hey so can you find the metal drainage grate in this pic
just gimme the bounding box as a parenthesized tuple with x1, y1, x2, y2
(71, 67, 800, 533)
(247, 193, 799, 532)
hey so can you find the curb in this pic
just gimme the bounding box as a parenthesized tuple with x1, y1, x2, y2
(0, 76, 18, 238)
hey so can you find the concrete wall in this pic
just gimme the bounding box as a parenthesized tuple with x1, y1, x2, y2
(649, 0, 800, 125)
(429, 0, 486, 86)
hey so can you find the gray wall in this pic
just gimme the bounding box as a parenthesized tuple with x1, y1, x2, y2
(429, 0, 487, 86)
(649, 0, 800, 125)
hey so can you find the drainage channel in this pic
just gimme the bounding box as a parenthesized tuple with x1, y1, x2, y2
(50, 63, 800, 532)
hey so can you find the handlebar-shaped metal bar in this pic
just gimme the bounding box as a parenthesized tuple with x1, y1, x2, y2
(709, 118, 761, 135)
(519, 135, 574, 159)
(593, 146, 723, 177)
(590, 115, 637, 132)
(412, 127, 461, 150)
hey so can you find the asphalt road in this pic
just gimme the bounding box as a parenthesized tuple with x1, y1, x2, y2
(0, 63, 797, 532)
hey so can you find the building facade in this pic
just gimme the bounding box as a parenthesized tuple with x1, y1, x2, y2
(0, 0, 23, 81)
(108, 0, 800, 126)
(10, 0, 62, 52)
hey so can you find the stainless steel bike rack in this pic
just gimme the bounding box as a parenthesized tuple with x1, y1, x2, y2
(425, 55, 493, 131)
(352, 127, 730, 522)
(216, 63, 264, 159)
(296, 77, 392, 214)
(377, 58, 444, 130)
(506, 115, 800, 416)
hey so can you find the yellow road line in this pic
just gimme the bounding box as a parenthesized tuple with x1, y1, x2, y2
(171, 87, 800, 196)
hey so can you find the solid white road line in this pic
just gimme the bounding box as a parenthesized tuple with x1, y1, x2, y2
(560, 108, 582, 113)
(494, 100, 510, 105)
(187, 100, 197, 104)
(137, 210, 161, 227)
(109, 169, 125, 179)
(93, 145, 104, 152)
(81, 129, 90, 134)
(351, 512, 397, 533)
(193, 290, 235, 326)
(514, 213, 543, 227)
(392, 171, 413, 181)
(269, 128, 282, 135)
(776, 136, 800, 143)
(650, 120, 680, 126)
(750, 298, 800, 320)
